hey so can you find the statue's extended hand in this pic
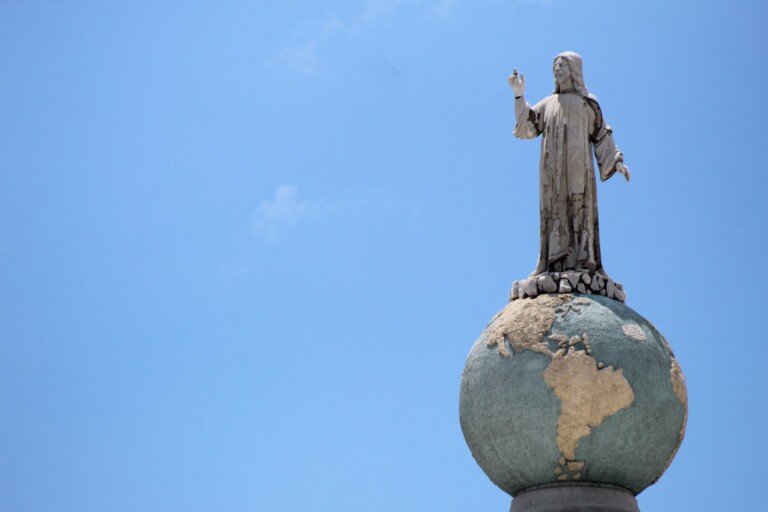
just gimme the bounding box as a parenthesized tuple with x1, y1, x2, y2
(508, 68, 525, 97)
(616, 161, 631, 182)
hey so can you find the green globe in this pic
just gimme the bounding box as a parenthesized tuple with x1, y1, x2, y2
(459, 294, 687, 496)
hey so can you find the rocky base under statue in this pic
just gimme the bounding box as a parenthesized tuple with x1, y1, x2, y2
(510, 271, 626, 303)
(510, 483, 639, 512)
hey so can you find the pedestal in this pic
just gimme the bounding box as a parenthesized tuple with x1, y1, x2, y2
(510, 483, 639, 512)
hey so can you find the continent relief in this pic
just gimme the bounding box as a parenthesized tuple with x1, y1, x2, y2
(485, 295, 634, 471)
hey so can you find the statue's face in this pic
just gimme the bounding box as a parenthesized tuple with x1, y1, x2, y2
(554, 57, 571, 88)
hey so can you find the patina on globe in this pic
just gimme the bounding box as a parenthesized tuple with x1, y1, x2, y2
(459, 294, 687, 497)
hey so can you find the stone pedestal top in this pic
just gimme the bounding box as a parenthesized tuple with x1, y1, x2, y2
(510, 483, 639, 512)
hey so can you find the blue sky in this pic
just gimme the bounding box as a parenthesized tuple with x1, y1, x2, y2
(1, 1, 766, 510)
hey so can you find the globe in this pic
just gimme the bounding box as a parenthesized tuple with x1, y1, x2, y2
(459, 293, 687, 497)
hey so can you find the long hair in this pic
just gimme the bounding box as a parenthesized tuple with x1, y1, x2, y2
(553, 51, 588, 96)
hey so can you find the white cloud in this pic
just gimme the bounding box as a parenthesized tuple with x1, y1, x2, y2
(252, 185, 322, 239)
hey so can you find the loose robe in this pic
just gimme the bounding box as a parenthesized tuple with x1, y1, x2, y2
(514, 92, 623, 277)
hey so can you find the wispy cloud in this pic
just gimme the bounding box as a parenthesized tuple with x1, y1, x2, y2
(268, 0, 552, 74)
(360, 0, 404, 23)
(268, 18, 344, 75)
(427, 0, 461, 22)
(268, 0, 451, 74)
(252, 185, 323, 240)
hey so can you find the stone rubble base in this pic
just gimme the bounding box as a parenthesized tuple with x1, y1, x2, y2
(510, 271, 626, 303)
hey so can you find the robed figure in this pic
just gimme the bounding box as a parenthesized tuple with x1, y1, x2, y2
(509, 52, 630, 278)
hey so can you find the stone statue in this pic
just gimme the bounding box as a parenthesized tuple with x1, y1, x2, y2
(509, 52, 630, 280)
(460, 53, 686, 512)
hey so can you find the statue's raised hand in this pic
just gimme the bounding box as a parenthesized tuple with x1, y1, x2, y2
(616, 161, 631, 182)
(508, 68, 525, 97)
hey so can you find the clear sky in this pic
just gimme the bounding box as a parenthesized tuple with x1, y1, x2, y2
(1, 1, 766, 511)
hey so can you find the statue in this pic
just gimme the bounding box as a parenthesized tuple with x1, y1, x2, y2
(509, 52, 630, 280)
(460, 53, 686, 512)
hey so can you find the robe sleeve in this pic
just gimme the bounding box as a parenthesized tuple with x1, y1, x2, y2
(587, 97, 624, 182)
(513, 97, 544, 139)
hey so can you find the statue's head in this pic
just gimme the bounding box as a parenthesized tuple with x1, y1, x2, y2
(553, 51, 588, 95)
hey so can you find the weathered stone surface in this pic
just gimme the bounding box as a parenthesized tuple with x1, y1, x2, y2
(581, 273, 592, 285)
(622, 324, 646, 341)
(525, 278, 539, 298)
(485, 295, 570, 357)
(510, 52, 630, 281)
(670, 359, 688, 415)
(540, 275, 558, 293)
(509, 273, 625, 303)
(511, 281, 520, 300)
(653, 358, 689, 484)
(596, 275, 605, 289)
(544, 352, 634, 459)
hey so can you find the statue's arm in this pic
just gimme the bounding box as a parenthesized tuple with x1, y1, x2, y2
(593, 123, 622, 181)
(508, 69, 542, 139)
(513, 97, 542, 139)
(594, 125, 631, 182)
(588, 98, 629, 182)
(615, 160, 631, 182)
